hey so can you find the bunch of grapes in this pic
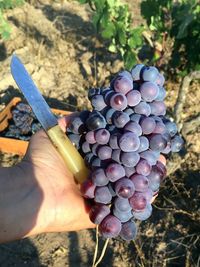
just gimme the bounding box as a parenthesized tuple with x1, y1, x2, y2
(66, 64, 184, 241)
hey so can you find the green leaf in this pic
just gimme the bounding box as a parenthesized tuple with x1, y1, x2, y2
(117, 24, 127, 46)
(101, 21, 116, 39)
(108, 43, 117, 53)
(78, 0, 88, 4)
(93, 0, 106, 11)
(124, 49, 137, 70)
(107, 0, 116, 8)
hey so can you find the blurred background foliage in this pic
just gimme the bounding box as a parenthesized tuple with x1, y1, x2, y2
(0, 0, 199, 76)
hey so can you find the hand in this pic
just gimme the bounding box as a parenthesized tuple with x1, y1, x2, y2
(0, 115, 94, 243)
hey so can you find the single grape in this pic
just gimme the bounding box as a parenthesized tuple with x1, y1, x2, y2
(137, 136, 149, 152)
(155, 73, 165, 86)
(82, 141, 91, 154)
(131, 64, 145, 80)
(108, 183, 116, 197)
(140, 82, 159, 102)
(171, 135, 184, 152)
(92, 143, 99, 156)
(153, 122, 166, 134)
(118, 70, 133, 81)
(85, 131, 96, 144)
(155, 86, 166, 101)
(91, 157, 102, 168)
(149, 134, 167, 152)
(141, 66, 159, 82)
(120, 220, 137, 241)
(97, 145, 112, 160)
(140, 117, 156, 135)
(89, 204, 110, 224)
(142, 188, 154, 202)
(95, 186, 112, 204)
(136, 159, 152, 176)
(130, 114, 142, 123)
(106, 163, 125, 182)
(165, 121, 178, 137)
(113, 111, 130, 128)
(91, 94, 107, 111)
(129, 192, 147, 211)
(124, 121, 142, 136)
(104, 90, 115, 105)
(84, 152, 95, 166)
(112, 149, 121, 163)
(121, 152, 140, 167)
(130, 174, 149, 192)
(114, 76, 133, 94)
(95, 128, 110, 144)
(126, 90, 141, 107)
(109, 133, 121, 149)
(156, 161, 167, 180)
(124, 108, 134, 116)
(150, 101, 166, 116)
(124, 166, 136, 178)
(88, 88, 101, 100)
(110, 93, 128, 111)
(105, 108, 116, 124)
(114, 197, 132, 212)
(119, 132, 140, 152)
(113, 208, 133, 223)
(134, 102, 151, 116)
(86, 111, 107, 130)
(115, 178, 135, 198)
(133, 203, 152, 221)
(80, 179, 96, 199)
(68, 116, 86, 134)
(99, 215, 122, 238)
(140, 150, 159, 165)
(68, 133, 81, 149)
(91, 168, 109, 186)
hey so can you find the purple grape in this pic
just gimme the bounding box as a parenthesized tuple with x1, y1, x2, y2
(84, 152, 95, 166)
(119, 70, 133, 81)
(80, 179, 96, 199)
(68, 133, 81, 149)
(142, 188, 153, 202)
(124, 121, 142, 136)
(137, 136, 149, 152)
(140, 150, 159, 165)
(140, 117, 156, 135)
(91, 168, 109, 186)
(124, 108, 134, 116)
(110, 93, 128, 111)
(113, 111, 130, 128)
(92, 143, 99, 156)
(126, 90, 141, 106)
(114, 76, 133, 94)
(131, 64, 145, 80)
(130, 114, 142, 123)
(141, 66, 159, 82)
(129, 192, 147, 211)
(95, 186, 112, 204)
(121, 152, 140, 167)
(130, 174, 149, 192)
(91, 94, 107, 111)
(106, 163, 125, 182)
(108, 183, 116, 197)
(149, 134, 167, 152)
(82, 141, 91, 153)
(68, 116, 86, 134)
(104, 90, 115, 105)
(153, 122, 166, 134)
(86, 111, 107, 130)
(113, 208, 133, 223)
(97, 145, 112, 160)
(171, 135, 184, 152)
(89, 204, 110, 224)
(150, 101, 166, 116)
(155, 86, 166, 101)
(134, 102, 151, 116)
(136, 159, 152, 176)
(109, 133, 121, 149)
(161, 142, 171, 154)
(133, 203, 152, 221)
(114, 178, 135, 198)
(99, 215, 122, 238)
(165, 121, 178, 137)
(124, 166, 136, 178)
(147, 165, 165, 191)
(114, 197, 132, 212)
(119, 132, 140, 152)
(140, 82, 159, 102)
(88, 88, 101, 100)
(112, 149, 121, 163)
(120, 220, 137, 241)
(91, 157, 102, 168)
(105, 108, 116, 124)
(95, 128, 110, 144)
(155, 73, 165, 86)
(85, 131, 96, 144)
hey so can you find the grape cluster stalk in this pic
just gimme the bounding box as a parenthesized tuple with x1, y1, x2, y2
(67, 64, 184, 241)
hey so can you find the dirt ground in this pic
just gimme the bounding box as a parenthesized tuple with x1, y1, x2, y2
(0, 1, 199, 267)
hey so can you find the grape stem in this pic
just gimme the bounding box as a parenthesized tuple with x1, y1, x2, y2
(92, 226, 99, 267)
(93, 238, 110, 267)
(174, 71, 200, 130)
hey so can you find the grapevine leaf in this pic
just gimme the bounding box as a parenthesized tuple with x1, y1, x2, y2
(102, 22, 116, 39)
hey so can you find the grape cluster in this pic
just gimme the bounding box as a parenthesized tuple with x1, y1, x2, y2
(66, 64, 184, 241)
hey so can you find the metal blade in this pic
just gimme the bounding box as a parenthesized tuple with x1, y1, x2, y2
(10, 55, 57, 131)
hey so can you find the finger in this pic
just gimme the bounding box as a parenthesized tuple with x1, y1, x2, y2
(158, 154, 166, 166)
(58, 112, 80, 133)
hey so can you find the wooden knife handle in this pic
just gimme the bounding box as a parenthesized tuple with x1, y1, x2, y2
(47, 124, 89, 183)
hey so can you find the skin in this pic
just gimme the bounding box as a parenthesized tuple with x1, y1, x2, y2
(0, 114, 166, 244)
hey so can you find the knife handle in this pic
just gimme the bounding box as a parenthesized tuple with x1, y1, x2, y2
(47, 124, 89, 183)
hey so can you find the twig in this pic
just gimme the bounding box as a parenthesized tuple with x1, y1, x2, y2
(181, 114, 200, 138)
(174, 71, 200, 130)
(132, 240, 145, 267)
(93, 238, 109, 267)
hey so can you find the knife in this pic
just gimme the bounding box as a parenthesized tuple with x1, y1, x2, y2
(10, 54, 89, 183)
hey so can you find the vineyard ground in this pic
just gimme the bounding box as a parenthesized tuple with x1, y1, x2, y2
(0, 1, 199, 267)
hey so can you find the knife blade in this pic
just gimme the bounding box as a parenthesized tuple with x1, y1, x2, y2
(10, 54, 88, 183)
